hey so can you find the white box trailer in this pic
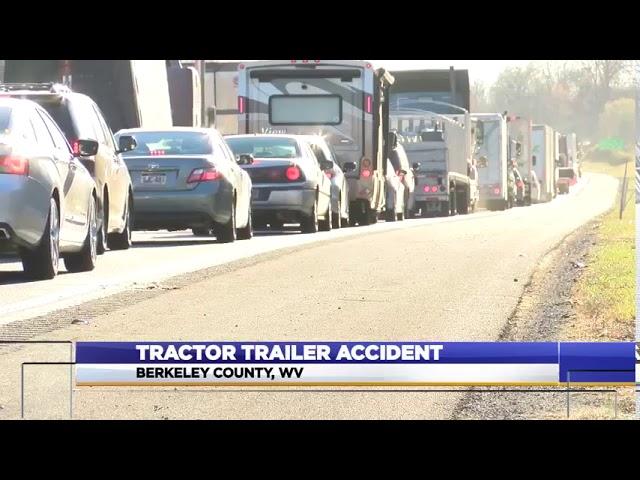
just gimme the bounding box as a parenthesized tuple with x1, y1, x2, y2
(472, 113, 509, 210)
(532, 124, 556, 202)
(182, 61, 243, 134)
(2, 60, 173, 133)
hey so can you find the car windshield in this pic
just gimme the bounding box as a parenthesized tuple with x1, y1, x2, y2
(225, 136, 300, 159)
(0, 106, 11, 131)
(118, 131, 213, 156)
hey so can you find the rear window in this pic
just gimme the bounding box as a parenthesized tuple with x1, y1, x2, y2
(559, 169, 575, 178)
(225, 136, 300, 159)
(40, 101, 77, 143)
(269, 95, 342, 125)
(0, 107, 11, 131)
(118, 131, 213, 156)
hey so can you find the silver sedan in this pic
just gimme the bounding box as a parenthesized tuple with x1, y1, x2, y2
(0, 98, 99, 279)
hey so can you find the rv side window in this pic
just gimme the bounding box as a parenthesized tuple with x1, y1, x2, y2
(269, 95, 342, 125)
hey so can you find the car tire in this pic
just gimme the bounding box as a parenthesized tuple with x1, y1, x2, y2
(64, 195, 98, 273)
(21, 197, 60, 280)
(457, 188, 469, 215)
(319, 201, 332, 232)
(217, 197, 237, 243)
(237, 204, 253, 240)
(107, 194, 132, 250)
(301, 197, 319, 234)
(192, 227, 215, 236)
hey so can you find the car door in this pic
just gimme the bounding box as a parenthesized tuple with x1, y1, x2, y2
(72, 98, 120, 233)
(312, 142, 339, 206)
(35, 108, 89, 246)
(304, 141, 330, 213)
(214, 132, 249, 225)
(92, 102, 130, 231)
(326, 142, 348, 216)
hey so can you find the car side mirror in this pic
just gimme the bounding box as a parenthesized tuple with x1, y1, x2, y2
(116, 135, 137, 154)
(320, 160, 334, 170)
(342, 161, 357, 172)
(412, 162, 420, 170)
(73, 138, 99, 157)
(237, 154, 255, 165)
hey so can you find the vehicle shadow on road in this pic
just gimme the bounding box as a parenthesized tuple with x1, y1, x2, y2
(0, 269, 74, 286)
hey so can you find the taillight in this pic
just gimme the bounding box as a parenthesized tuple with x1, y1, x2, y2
(365, 94, 372, 114)
(396, 170, 404, 180)
(431, 186, 438, 193)
(517, 180, 524, 188)
(238, 96, 246, 114)
(493, 187, 501, 195)
(0, 155, 29, 175)
(285, 166, 301, 181)
(150, 149, 165, 156)
(360, 158, 372, 179)
(325, 171, 334, 179)
(71, 140, 80, 155)
(187, 167, 222, 183)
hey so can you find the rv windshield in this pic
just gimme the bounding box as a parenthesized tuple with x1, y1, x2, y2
(118, 131, 213, 156)
(270, 95, 342, 125)
(226, 136, 300, 158)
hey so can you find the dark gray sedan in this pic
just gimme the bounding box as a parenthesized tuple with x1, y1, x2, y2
(115, 128, 253, 243)
(224, 134, 333, 234)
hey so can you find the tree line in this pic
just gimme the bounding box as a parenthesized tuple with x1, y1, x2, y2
(471, 61, 637, 147)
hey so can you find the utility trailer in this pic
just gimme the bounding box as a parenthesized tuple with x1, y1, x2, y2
(532, 124, 557, 202)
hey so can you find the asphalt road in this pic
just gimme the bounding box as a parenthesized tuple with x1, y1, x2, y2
(0, 173, 620, 419)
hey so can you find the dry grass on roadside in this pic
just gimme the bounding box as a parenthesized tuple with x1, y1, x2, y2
(572, 150, 635, 341)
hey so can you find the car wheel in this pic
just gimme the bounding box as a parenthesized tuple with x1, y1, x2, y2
(192, 227, 215, 236)
(107, 194, 132, 250)
(237, 204, 253, 240)
(217, 197, 237, 243)
(319, 201, 332, 232)
(301, 197, 319, 234)
(64, 195, 98, 273)
(21, 197, 60, 280)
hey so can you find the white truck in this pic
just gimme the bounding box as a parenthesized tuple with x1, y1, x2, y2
(182, 60, 243, 134)
(473, 113, 512, 210)
(532, 124, 557, 202)
(507, 115, 534, 205)
(392, 110, 479, 216)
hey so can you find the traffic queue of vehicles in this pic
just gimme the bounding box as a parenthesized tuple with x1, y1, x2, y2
(0, 60, 580, 280)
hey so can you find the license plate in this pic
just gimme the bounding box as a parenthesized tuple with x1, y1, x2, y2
(141, 173, 166, 185)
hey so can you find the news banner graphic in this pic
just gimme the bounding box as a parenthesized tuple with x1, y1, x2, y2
(75, 342, 637, 387)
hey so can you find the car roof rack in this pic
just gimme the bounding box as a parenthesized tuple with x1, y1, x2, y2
(0, 82, 71, 94)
